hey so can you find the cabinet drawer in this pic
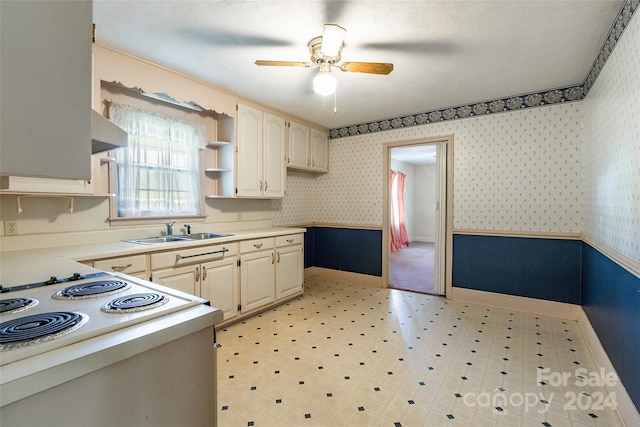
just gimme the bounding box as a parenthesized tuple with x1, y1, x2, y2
(94, 254, 146, 274)
(276, 234, 303, 247)
(240, 238, 274, 253)
(151, 243, 237, 270)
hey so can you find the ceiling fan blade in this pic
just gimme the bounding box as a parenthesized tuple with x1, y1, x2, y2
(323, 0, 349, 23)
(182, 28, 292, 47)
(255, 60, 313, 68)
(321, 24, 346, 58)
(338, 62, 394, 75)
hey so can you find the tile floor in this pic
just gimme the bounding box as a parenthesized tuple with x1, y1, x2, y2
(217, 277, 624, 426)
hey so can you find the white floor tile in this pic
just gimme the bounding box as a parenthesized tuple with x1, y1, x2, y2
(216, 277, 624, 426)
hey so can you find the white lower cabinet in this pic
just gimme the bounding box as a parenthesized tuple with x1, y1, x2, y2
(150, 243, 239, 322)
(240, 238, 275, 313)
(199, 257, 239, 322)
(90, 254, 148, 280)
(238, 234, 304, 316)
(152, 264, 199, 296)
(275, 235, 304, 300)
(89, 232, 304, 326)
(152, 257, 239, 322)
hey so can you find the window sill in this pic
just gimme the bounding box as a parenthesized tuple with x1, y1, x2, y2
(109, 215, 206, 227)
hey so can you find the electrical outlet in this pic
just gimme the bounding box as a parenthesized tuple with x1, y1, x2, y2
(4, 220, 18, 235)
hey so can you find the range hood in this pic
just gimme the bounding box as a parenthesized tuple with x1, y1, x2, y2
(91, 109, 128, 154)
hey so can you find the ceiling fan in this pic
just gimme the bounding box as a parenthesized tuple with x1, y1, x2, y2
(255, 24, 394, 96)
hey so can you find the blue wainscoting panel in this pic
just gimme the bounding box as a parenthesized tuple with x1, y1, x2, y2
(306, 227, 382, 276)
(452, 234, 582, 304)
(303, 228, 314, 269)
(582, 243, 640, 411)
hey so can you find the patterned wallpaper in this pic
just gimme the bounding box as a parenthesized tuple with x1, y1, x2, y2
(273, 1, 638, 256)
(274, 103, 583, 234)
(272, 171, 317, 225)
(583, 11, 640, 262)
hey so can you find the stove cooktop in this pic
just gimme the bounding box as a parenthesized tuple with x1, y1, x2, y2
(0, 271, 202, 365)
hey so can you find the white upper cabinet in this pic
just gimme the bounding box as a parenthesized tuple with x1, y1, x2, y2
(310, 128, 329, 172)
(287, 122, 310, 169)
(0, 1, 92, 180)
(287, 121, 329, 174)
(236, 104, 263, 197)
(262, 113, 287, 198)
(236, 104, 286, 198)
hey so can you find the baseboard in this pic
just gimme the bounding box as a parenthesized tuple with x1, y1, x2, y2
(305, 267, 384, 288)
(450, 287, 582, 320)
(577, 308, 640, 426)
(411, 236, 435, 243)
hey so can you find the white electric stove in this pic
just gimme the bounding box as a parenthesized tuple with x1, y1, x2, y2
(0, 256, 221, 426)
(0, 259, 203, 365)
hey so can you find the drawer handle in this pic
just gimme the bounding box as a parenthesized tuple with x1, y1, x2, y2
(176, 248, 229, 262)
(253, 243, 263, 249)
(286, 238, 294, 243)
(111, 263, 132, 271)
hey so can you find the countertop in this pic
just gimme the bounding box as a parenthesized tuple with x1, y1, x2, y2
(0, 228, 307, 407)
(1, 226, 306, 261)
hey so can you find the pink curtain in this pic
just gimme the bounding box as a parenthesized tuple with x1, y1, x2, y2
(390, 170, 410, 252)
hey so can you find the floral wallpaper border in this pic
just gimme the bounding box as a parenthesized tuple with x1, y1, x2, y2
(329, 0, 639, 140)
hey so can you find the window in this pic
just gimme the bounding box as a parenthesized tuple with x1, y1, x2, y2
(109, 103, 206, 218)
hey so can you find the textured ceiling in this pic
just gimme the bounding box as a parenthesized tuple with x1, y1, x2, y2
(93, 0, 623, 130)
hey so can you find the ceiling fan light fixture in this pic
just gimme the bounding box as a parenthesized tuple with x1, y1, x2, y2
(313, 70, 337, 96)
(321, 24, 346, 58)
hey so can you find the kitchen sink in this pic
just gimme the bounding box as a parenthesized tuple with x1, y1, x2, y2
(181, 232, 233, 240)
(126, 236, 190, 245)
(126, 233, 232, 245)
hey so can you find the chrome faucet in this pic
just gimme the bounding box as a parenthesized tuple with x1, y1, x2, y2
(165, 220, 176, 236)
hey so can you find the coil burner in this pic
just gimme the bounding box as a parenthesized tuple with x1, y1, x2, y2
(0, 311, 88, 351)
(53, 280, 130, 300)
(0, 297, 39, 314)
(102, 293, 169, 313)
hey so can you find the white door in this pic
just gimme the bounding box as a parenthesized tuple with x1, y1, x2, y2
(152, 265, 198, 296)
(387, 141, 447, 296)
(236, 103, 263, 197)
(263, 113, 286, 198)
(310, 129, 329, 172)
(275, 245, 303, 300)
(434, 143, 447, 295)
(200, 258, 239, 321)
(240, 251, 275, 312)
(288, 121, 310, 169)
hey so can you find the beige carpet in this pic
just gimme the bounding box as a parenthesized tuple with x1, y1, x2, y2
(389, 242, 438, 294)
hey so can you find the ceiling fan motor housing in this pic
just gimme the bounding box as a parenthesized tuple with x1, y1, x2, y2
(308, 35, 343, 64)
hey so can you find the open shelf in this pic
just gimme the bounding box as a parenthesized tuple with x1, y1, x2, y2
(203, 115, 235, 198)
(207, 140, 231, 148)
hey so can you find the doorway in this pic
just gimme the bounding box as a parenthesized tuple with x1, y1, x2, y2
(382, 137, 453, 296)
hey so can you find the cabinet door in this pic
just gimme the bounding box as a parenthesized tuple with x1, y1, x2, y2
(275, 245, 304, 300)
(236, 104, 263, 197)
(93, 254, 147, 276)
(152, 265, 198, 296)
(263, 113, 286, 198)
(288, 121, 310, 169)
(240, 251, 275, 312)
(310, 129, 329, 172)
(1, 1, 92, 180)
(200, 258, 239, 322)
